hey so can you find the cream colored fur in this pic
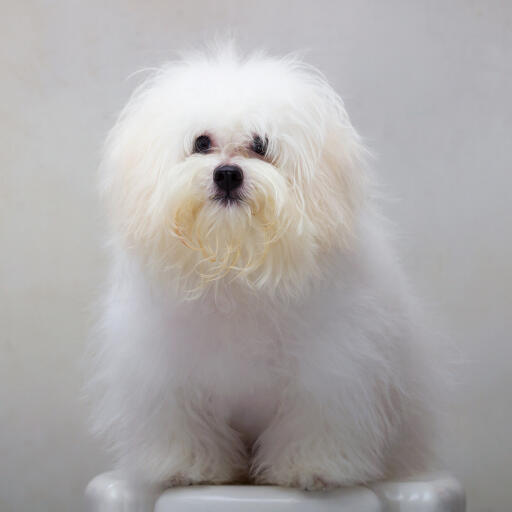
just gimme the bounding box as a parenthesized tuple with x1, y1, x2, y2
(89, 44, 441, 491)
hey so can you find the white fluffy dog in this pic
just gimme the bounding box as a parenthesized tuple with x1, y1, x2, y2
(90, 45, 439, 490)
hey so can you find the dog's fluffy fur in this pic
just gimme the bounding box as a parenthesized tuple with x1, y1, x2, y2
(89, 45, 440, 490)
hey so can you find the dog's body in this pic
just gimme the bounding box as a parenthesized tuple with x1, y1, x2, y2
(90, 46, 439, 490)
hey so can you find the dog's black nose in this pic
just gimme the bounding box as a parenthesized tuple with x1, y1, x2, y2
(213, 165, 243, 192)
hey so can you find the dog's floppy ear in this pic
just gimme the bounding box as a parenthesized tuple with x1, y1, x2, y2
(299, 85, 368, 251)
(98, 65, 185, 250)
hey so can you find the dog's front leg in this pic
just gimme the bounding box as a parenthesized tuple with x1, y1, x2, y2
(251, 381, 391, 490)
(114, 389, 249, 487)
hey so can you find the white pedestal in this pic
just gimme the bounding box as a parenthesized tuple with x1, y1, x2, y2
(85, 472, 465, 512)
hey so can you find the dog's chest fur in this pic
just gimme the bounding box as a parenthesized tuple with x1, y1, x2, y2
(164, 293, 289, 443)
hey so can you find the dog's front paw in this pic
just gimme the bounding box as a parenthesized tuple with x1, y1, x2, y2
(252, 449, 384, 491)
(163, 473, 198, 487)
(258, 472, 343, 491)
(155, 465, 243, 488)
(294, 474, 344, 491)
(157, 461, 248, 488)
(120, 441, 248, 488)
(253, 466, 350, 491)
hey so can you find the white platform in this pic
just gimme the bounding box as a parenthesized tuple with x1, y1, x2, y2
(85, 472, 465, 512)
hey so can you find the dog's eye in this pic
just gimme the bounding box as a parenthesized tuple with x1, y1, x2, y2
(251, 135, 267, 157)
(194, 135, 211, 153)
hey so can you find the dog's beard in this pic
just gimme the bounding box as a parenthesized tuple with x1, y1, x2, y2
(169, 166, 303, 298)
(124, 159, 318, 300)
(173, 200, 284, 287)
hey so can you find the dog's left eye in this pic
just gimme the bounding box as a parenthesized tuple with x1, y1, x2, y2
(251, 135, 267, 156)
(194, 135, 211, 153)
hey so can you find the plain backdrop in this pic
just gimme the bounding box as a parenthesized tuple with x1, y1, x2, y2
(1, 1, 511, 511)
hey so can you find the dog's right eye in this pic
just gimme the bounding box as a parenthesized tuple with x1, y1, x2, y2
(193, 135, 211, 153)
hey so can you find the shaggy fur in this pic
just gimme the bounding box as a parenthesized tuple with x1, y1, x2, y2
(89, 45, 440, 490)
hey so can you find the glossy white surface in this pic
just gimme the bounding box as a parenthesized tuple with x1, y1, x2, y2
(155, 485, 380, 512)
(85, 472, 465, 512)
(369, 474, 466, 512)
(85, 473, 158, 512)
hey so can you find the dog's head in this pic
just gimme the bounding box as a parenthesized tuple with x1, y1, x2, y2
(101, 47, 367, 299)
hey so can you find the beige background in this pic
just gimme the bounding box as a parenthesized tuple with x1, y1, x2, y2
(1, 1, 511, 511)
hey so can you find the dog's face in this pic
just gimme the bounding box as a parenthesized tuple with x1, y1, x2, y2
(101, 49, 366, 299)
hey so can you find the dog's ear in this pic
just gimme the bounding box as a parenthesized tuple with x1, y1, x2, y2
(98, 67, 184, 250)
(98, 104, 151, 247)
(298, 88, 368, 251)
